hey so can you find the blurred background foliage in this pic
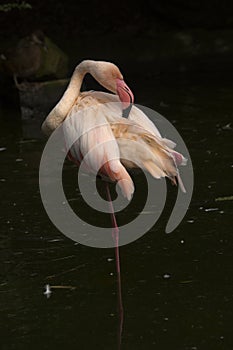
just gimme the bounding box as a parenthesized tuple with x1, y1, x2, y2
(1, 1, 233, 80)
(1, 1, 233, 39)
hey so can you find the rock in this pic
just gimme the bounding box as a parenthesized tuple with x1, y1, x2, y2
(0, 31, 69, 84)
(19, 79, 69, 139)
(35, 36, 69, 80)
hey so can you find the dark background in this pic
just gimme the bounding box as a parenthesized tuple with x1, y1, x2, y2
(0, 2, 233, 350)
(1, 0, 233, 76)
(1, 1, 233, 39)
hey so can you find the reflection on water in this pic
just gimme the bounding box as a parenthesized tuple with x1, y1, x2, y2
(0, 74, 232, 350)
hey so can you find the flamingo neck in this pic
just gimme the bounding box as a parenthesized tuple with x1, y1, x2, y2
(42, 61, 88, 135)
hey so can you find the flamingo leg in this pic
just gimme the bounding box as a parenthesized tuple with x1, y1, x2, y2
(105, 182, 124, 348)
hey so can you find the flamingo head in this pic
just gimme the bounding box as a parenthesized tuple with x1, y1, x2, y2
(85, 60, 134, 109)
(116, 78, 134, 109)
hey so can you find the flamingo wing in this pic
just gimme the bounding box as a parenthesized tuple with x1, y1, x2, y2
(63, 100, 134, 200)
(82, 91, 175, 148)
(63, 91, 186, 196)
(110, 121, 187, 192)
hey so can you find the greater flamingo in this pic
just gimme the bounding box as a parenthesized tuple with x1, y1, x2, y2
(42, 60, 186, 195)
(41, 60, 186, 347)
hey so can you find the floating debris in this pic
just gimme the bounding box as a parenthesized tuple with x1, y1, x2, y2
(180, 280, 193, 284)
(0, 147, 6, 152)
(215, 195, 233, 202)
(44, 284, 52, 298)
(204, 208, 219, 212)
(136, 211, 155, 215)
(67, 198, 79, 202)
(49, 285, 76, 290)
(43, 284, 76, 298)
(46, 263, 85, 279)
(163, 273, 171, 279)
(222, 123, 232, 130)
(47, 238, 64, 243)
(15, 158, 23, 162)
(18, 139, 37, 144)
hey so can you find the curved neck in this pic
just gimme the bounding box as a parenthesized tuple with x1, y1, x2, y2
(42, 61, 88, 135)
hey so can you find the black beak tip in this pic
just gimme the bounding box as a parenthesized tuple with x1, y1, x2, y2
(122, 104, 133, 118)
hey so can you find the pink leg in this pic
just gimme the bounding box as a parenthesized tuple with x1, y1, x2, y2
(105, 183, 124, 349)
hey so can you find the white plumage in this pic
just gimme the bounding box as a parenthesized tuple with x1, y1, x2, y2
(42, 60, 187, 199)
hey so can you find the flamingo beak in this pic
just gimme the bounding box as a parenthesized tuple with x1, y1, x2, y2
(116, 78, 134, 110)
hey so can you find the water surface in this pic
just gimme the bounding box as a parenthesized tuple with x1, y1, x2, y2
(0, 74, 232, 350)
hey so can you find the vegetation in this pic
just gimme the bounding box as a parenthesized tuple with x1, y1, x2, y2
(0, 1, 31, 12)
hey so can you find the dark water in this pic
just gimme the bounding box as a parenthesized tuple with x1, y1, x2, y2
(0, 74, 232, 350)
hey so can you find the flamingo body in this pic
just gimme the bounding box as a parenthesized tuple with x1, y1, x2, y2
(42, 60, 186, 199)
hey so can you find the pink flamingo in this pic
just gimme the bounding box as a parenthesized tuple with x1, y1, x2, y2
(42, 60, 186, 347)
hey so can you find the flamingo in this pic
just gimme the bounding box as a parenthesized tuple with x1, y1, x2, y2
(42, 60, 186, 196)
(41, 59, 186, 347)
